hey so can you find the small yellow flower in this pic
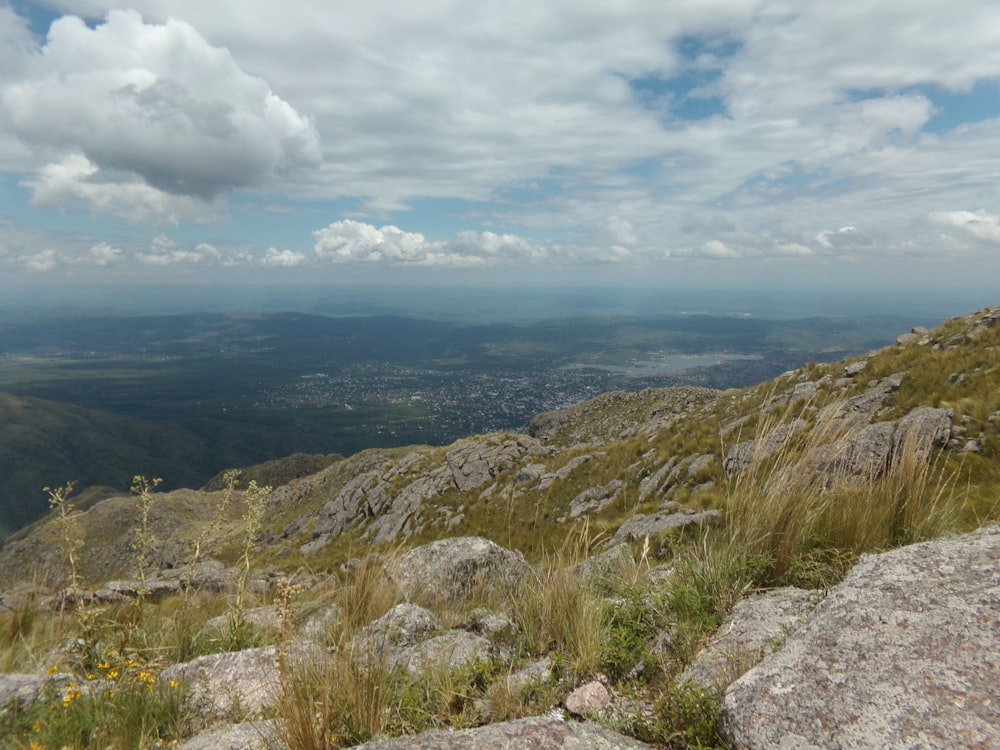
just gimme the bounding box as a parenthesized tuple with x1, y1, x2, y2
(98, 661, 110, 670)
(33, 721, 42, 732)
(107, 668, 119, 680)
(31, 742, 41, 750)
(125, 658, 138, 668)
(86, 673, 96, 681)
(169, 680, 180, 689)
(47, 666, 59, 676)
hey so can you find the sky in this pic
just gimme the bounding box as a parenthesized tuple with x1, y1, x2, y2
(0, 1, 999, 304)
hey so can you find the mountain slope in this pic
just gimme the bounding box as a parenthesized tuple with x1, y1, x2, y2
(0, 392, 220, 536)
(0, 306, 998, 750)
(1, 306, 996, 586)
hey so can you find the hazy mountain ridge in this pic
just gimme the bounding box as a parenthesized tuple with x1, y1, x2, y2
(0, 310, 918, 537)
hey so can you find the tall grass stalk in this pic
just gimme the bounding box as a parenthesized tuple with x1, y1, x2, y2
(130, 475, 162, 608)
(230, 480, 272, 643)
(45, 481, 82, 594)
(184, 469, 239, 601)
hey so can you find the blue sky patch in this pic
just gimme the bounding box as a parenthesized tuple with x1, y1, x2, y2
(626, 34, 739, 122)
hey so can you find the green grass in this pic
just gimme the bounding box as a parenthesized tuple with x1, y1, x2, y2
(4, 665, 189, 750)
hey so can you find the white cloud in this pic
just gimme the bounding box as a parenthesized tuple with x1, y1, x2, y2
(421, 252, 489, 269)
(21, 249, 58, 272)
(261, 247, 306, 268)
(313, 220, 430, 264)
(815, 226, 860, 249)
(89, 241, 124, 265)
(136, 234, 218, 266)
(313, 219, 549, 268)
(929, 210, 1000, 244)
(606, 215, 639, 247)
(136, 250, 203, 266)
(2, 9, 319, 221)
(25, 152, 211, 226)
(772, 242, 814, 257)
(662, 239, 742, 260)
(0, 7, 33, 80)
(3, 2, 1000, 286)
(194, 243, 221, 260)
(700, 240, 741, 259)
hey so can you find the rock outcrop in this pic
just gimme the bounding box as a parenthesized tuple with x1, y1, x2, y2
(351, 603, 441, 668)
(353, 715, 654, 749)
(607, 505, 719, 546)
(159, 647, 284, 724)
(725, 419, 808, 477)
(680, 587, 819, 693)
(384, 536, 532, 605)
(722, 525, 1000, 749)
(175, 720, 279, 750)
(299, 436, 552, 549)
(789, 405, 953, 488)
(568, 479, 623, 518)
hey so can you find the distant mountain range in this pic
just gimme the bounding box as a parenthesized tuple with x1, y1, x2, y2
(0, 309, 927, 539)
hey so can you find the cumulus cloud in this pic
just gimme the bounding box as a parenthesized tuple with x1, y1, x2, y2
(21, 250, 57, 272)
(773, 242, 814, 257)
(606, 215, 639, 247)
(3, 2, 1000, 283)
(699, 240, 741, 258)
(929, 210, 1000, 244)
(2, 10, 319, 222)
(608, 245, 634, 261)
(136, 234, 216, 266)
(261, 247, 306, 268)
(815, 226, 862, 249)
(89, 241, 125, 266)
(313, 220, 548, 268)
(662, 239, 742, 260)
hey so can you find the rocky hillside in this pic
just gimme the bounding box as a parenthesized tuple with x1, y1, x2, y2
(0, 306, 997, 749)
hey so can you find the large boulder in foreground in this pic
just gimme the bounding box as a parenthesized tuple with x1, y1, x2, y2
(384, 537, 531, 605)
(353, 715, 653, 749)
(175, 720, 279, 750)
(722, 525, 1000, 749)
(160, 647, 283, 723)
(680, 587, 818, 694)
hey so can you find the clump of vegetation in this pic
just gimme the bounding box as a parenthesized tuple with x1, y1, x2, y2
(7, 654, 189, 750)
(514, 548, 608, 679)
(722, 403, 968, 585)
